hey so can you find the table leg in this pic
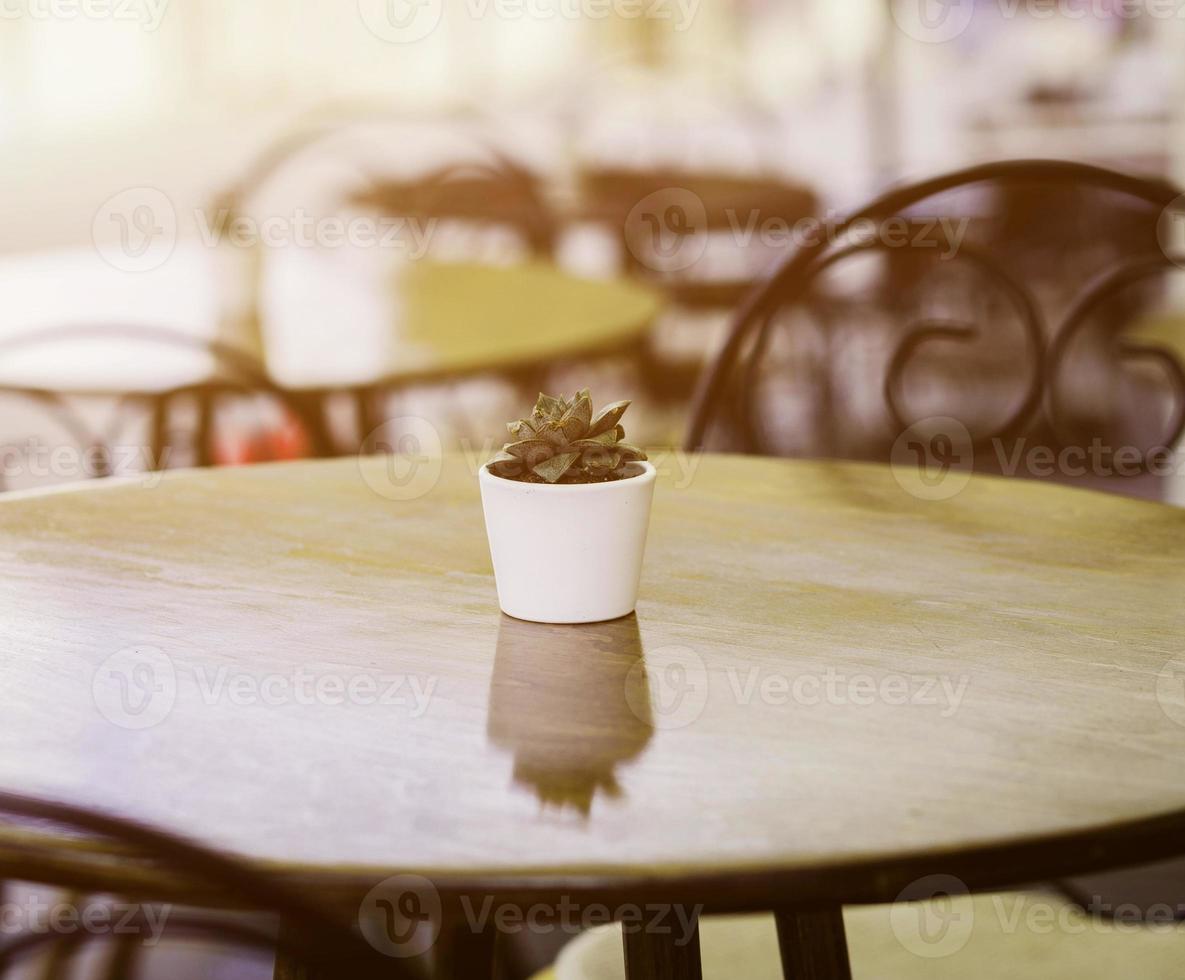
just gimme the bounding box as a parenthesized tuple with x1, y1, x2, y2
(774, 906, 852, 980)
(271, 924, 390, 980)
(622, 907, 702, 980)
(148, 393, 169, 474)
(194, 391, 214, 468)
(434, 917, 500, 979)
(291, 391, 334, 459)
(353, 388, 378, 449)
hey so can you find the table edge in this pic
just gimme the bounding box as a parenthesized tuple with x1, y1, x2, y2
(4, 806, 1185, 912)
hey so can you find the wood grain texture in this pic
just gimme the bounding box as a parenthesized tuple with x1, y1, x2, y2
(774, 907, 851, 980)
(1, 454, 1184, 905)
(622, 907, 702, 980)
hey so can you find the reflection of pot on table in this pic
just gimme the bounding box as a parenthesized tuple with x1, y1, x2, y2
(486, 614, 653, 815)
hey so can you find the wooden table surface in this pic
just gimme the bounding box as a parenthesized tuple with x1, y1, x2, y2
(2, 453, 1184, 907)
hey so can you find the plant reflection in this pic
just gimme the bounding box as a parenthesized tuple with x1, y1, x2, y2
(486, 613, 653, 816)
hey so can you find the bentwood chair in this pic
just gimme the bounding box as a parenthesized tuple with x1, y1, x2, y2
(534, 891, 1185, 980)
(677, 158, 1185, 964)
(580, 166, 818, 401)
(0, 790, 407, 980)
(210, 111, 559, 449)
(214, 110, 556, 263)
(685, 159, 1185, 500)
(0, 324, 329, 490)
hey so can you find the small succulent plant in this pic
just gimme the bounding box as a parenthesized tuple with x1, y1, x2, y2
(488, 390, 647, 484)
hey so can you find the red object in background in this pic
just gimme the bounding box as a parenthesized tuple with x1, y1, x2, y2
(212, 404, 310, 466)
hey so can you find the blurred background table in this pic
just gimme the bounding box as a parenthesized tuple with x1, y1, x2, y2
(1, 454, 1183, 978)
(0, 259, 661, 477)
(264, 259, 662, 392)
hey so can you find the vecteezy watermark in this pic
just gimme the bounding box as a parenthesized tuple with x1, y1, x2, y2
(724, 667, 970, 717)
(623, 190, 971, 275)
(0, 0, 169, 29)
(890, 875, 974, 958)
(890, 875, 1185, 959)
(891, 0, 1185, 44)
(92, 646, 439, 730)
(1158, 194, 1185, 271)
(187, 665, 437, 713)
(357, 0, 699, 43)
(0, 440, 170, 487)
(993, 438, 1181, 479)
(359, 875, 701, 958)
(890, 417, 975, 503)
(93, 188, 177, 274)
(359, 418, 444, 502)
(196, 208, 438, 257)
(92, 188, 440, 273)
(92, 646, 178, 730)
(0, 895, 172, 945)
(359, 876, 442, 958)
(625, 645, 710, 731)
(457, 898, 701, 945)
(357, 0, 444, 42)
(891, 418, 1185, 502)
(1156, 657, 1185, 728)
(623, 647, 971, 729)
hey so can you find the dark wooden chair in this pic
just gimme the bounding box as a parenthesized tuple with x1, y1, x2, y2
(214, 110, 556, 262)
(581, 166, 818, 401)
(685, 159, 1185, 499)
(211, 110, 558, 451)
(0, 324, 330, 489)
(0, 790, 407, 980)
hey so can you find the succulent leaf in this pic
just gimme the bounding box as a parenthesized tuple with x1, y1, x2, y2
(504, 439, 554, 466)
(584, 450, 622, 474)
(490, 391, 643, 484)
(570, 431, 620, 450)
(487, 451, 522, 477)
(532, 452, 579, 483)
(508, 419, 538, 439)
(557, 412, 585, 442)
(534, 393, 563, 418)
(569, 391, 593, 429)
(587, 400, 631, 437)
(538, 424, 570, 449)
(616, 444, 648, 462)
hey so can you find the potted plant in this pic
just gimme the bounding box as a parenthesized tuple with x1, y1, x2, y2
(479, 390, 656, 624)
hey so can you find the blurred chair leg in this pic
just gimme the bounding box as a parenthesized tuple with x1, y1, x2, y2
(290, 391, 334, 459)
(38, 893, 89, 980)
(102, 929, 141, 980)
(271, 943, 363, 979)
(622, 907, 702, 980)
(774, 906, 851, 980)
(195, 391, 215, 468)
(272, 948, 308, 980)
(507, 364, 548, 406)
(148, 394, 169, 474)
(435, 916, 501, 980)
(272, 920, 393, 980)
(354, 387, 379, 448)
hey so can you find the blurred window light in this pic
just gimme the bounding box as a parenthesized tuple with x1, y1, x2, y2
(23, 16, 161, 131)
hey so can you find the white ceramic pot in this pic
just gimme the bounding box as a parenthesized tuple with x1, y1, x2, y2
(479, 461, 656, 624)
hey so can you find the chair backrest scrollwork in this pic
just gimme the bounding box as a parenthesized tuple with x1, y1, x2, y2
(686, 159, 1185, 480)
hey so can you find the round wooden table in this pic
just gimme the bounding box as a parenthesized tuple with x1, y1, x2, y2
(264, 260, 663, 392)
(2, 454, 1184, 979)
(0, 259, 661, 468)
